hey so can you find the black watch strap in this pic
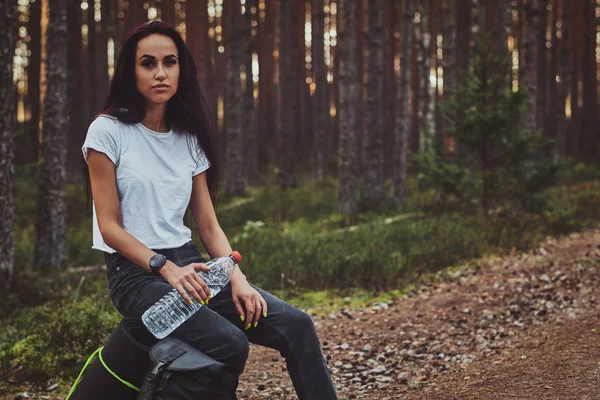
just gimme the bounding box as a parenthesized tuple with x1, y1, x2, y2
(149, 254, 168, 275)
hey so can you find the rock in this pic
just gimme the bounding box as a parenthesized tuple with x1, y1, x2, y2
(46, 383, 58, 391)
(15, 393, 30, 399)
(363, 344, 372, 352)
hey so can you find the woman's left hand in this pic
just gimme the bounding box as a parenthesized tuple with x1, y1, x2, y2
(231, 278, 268, 330)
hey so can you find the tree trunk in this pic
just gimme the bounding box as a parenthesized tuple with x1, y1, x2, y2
(312, 0, 328, 180)
(361, 0, 385, 204)
(257, 0, 276, 171)
(161, 0, 175, 24)
(243, 0, 259, 184)
(0, 0, 18, 280)
(34, 0, 69, 272)
(493, 0, 510, 61)
(86, 1, 97, 122)
(420, 0, 436, 152)
(409, 21, 420, 155)
(523, 0, 540, 132)
(442, 0, 456, 148)
(337, 0, 359, 213)
(555, 0, 570, 158)
(580, 0, 598, 162)
(28, 0, 42, 162)
(383, 0, 397, 176)
(455, 0, 469, 82)
(96, 0, 110, 109)
(536, 0, 548, 135)
(225, 0, 246, 195)
(277, 0, 297, 188)
(125, 0, 146, 34)
(391, 0, 413, 205)
(545, 0, 558, 145)
(67, 0, 84, 181)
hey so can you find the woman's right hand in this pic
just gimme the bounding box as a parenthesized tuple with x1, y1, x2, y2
(159, 261, 212, 304)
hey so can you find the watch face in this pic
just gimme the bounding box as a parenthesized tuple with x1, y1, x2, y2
(150, 254, 167, 271)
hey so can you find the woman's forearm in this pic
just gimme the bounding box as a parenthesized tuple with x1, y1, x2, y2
(102, 223, 170, 271)
(198, 225, 247, 283)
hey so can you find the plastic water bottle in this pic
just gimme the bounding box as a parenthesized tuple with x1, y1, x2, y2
(142, 251, 243, 339)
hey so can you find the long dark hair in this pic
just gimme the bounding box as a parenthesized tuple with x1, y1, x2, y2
(96, 21, 219, 205)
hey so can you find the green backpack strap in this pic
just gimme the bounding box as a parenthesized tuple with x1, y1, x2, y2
(65, 346, 140, 399)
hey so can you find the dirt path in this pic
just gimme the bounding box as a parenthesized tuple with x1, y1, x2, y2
(237, 229, 600, 399)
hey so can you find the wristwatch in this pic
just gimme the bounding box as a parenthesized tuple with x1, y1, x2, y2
(149, 254, 168, 275)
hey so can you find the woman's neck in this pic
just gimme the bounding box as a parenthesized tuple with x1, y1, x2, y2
(142, 103, 169, 133)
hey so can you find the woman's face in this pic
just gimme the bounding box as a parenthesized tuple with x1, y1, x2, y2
(135, 34, 180, 105)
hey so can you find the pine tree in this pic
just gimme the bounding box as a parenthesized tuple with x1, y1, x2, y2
(391, 0, 414, 205)
(277, 0, 297, 188)
(361, 0, 385, 204)
(225, 0, 246, 195)
(34, 0, 70, 271)
(337, 0, 360, 213)
(312, 0, 328, 181)
(0, 0, 18, 279)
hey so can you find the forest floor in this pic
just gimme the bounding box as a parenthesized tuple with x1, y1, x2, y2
(236, 229, 600, 400)
(5, 228, 600, 400)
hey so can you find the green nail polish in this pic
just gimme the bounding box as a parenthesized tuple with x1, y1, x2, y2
(253, 322, 258, 328)
(263, 312, 267, 318)
(246, 323, 251, 330)
(189, 300, 194, 305)
(240, 315, 245, 322)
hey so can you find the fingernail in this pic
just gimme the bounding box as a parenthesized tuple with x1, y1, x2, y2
(263, 312, 267, 318)
(253, 322, 258, 328)
(201, 300, 205, 305)
(246, 323, 251, 330)
(189, 300, 194, 305)
(240, 315, 245, 322)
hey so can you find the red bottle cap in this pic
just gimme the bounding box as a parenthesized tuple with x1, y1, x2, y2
(230, 251, 242, 263)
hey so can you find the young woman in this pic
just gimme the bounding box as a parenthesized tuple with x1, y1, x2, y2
(82, 21, 337, 399)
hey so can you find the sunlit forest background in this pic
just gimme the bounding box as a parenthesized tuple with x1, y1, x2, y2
(0, 0, 599, 393)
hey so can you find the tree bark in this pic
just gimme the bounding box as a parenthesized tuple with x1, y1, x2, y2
(546, 0, 558, 145)
(225, 0, 246, 195)
(580, 0, 598, 162)
(161, 0, 175, 24)
(442, 0, 456, 148)
(312, 0, 328, 180)
(243, 0, 259, 184)
(257, 0, 276, 171)
(555, 0, 570, 158)
(391, 0, 414, 205)
(523, 0, 540, 132)
(125, 0, 146, 35)
(0, 0, 18, 280)
(536, 0, 548, 134)
(34, 0, 69, 272)
(493, 0, 510, 61)
(455, 0, 470, 80)
(337, 0, 359, 213)
(361, 0, 385, 204)
(419, 0, 436, 152)
(67, 0, 84, 181)
(277, 0, 297, 188)
(28, 0, 42, 162)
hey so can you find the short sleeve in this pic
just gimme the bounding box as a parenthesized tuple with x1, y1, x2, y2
(192, 145, 211, 176)
(82, 115, 120, 165)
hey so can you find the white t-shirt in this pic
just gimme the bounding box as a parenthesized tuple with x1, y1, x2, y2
(82, 114, 211, 253)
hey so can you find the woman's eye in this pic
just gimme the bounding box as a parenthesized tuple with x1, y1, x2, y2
(142, 62, 154, 68)
(166, 59, 176, 66)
